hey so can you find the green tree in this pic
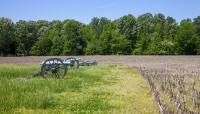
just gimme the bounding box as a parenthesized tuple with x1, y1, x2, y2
(193, 16, 200, 36)
(98, 30, 112, 54)
(134, 13, 154, 55)
(85, 37, 103, 55)
(62, 20, 86, 55)
(49, 29, 63, 55)
(137, 13, 154, 36)
(110, 31, 131, 55)
(1, 14, 200, 56)
(117, 14, 137, 51)
(162, 16, 177, 54)
(30, 27, 52, 55)
(133, 34, 150, 55)
(86, 17, 111, 55)
(193, 16, 200, 54)
(0, 18, 16, 56)
(30, 37, 52, 56)
(89, 17, 110, 37)
(15, 20, 38, 55)
(175, 19, 199, 55)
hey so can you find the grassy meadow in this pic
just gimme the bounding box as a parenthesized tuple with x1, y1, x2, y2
(0, 64, 159, 114)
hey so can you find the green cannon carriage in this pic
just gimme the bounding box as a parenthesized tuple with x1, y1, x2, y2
(33, 57, 97, 79)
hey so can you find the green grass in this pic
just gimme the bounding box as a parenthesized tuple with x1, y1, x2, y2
(0, 64, 159, 114)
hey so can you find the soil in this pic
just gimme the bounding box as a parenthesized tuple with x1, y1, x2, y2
(0, 55, 199, 66)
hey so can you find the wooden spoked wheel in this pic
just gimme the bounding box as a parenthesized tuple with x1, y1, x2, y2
(41, 58, 67, 79)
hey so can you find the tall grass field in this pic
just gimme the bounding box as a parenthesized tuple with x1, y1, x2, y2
(0, 64, 158, 114)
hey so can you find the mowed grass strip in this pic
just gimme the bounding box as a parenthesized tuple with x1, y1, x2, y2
(0, 64, 159, 114)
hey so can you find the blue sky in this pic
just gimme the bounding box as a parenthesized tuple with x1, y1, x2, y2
(0, 0, 200, 23)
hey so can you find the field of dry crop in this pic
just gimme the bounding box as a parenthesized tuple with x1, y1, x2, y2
(134, 57, 200, 114)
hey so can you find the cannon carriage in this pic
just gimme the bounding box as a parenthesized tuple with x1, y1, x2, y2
(33, 57, 97, 79)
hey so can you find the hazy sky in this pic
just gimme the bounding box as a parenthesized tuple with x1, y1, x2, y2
(0, 0, 200, 23)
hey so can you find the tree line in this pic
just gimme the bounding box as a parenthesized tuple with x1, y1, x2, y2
(0, 13, 200, 56)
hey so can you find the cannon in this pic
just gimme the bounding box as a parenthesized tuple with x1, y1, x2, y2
(33, 58, 67, 79)
(79, 60, 97, 66)
(33, 57, 97, 79)
(64, 57, 80, 69)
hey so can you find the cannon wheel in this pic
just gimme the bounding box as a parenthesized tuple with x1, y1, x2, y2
(41, 58, 67, 79)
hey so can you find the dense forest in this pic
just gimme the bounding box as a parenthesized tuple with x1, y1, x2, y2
(0, 13, 200, 56)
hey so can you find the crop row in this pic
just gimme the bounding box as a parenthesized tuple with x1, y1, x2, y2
(136, 63, 200, 114)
